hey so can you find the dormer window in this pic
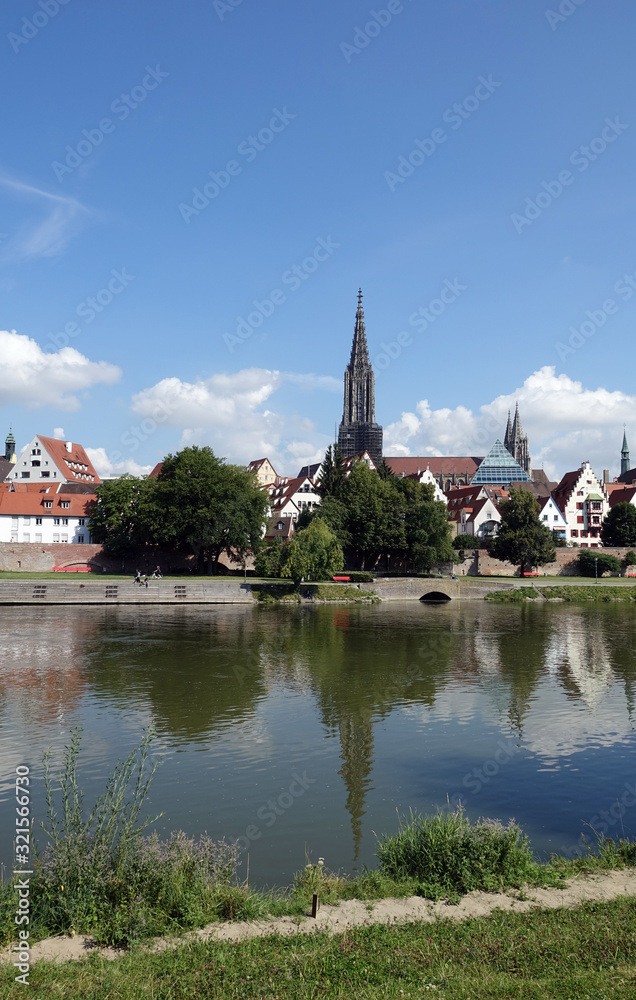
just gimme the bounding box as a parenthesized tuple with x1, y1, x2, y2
(61, 501, 70, 509)
(44, 501, 52, 509)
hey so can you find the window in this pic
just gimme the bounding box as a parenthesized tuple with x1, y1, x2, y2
(44, 501, 52, 509)
(576, 503, 583, 510)
(54, 518, 60, 525)
(553, 515, 559, 521)
(577, 490, 584, 496)
(577, 516, 584, 524)
(61, 535, 68, 542)
(571, 530, 578, 537)
(62, 518, 68, 525)
(581, 531, 588, 538)
(21, 472, 30, 479)
(23, 517, 30, 525)
(543, 515, 548, 521)
(53, 534, 59, 542)
(61, 501, 70, 509)
(22, 533, 30, 543)
(31, 460, 40, 467)
(41, 471, 50, 478)
(11, 532, 18, 542)
(77, 534, 84, 544)
(78, 518, 85, 526)
(35, 534, 42, 543)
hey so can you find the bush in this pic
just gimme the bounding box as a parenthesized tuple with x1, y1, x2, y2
(338, 571, 374, 582)
(376, 808, 539, 897)
(578, 550, 621, 577)
(0, 729, 256, 947)
(452, 535, 480, 550)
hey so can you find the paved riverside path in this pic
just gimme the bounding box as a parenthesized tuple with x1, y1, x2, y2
(0, 578, 260, 605)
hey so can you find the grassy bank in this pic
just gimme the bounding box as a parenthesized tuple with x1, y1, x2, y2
(2, 897, 635, 998)
(252, 583, 379, 604)
(487, 585, 636, 602)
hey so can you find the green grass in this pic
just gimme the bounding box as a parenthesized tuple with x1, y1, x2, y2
(307, 583, 379, 603)
(487, 585, 636, 602)
(2, 897, 635, 998)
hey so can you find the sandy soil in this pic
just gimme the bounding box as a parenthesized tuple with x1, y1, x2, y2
(3, 868, 636, 966)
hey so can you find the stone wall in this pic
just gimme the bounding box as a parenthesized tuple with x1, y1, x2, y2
(0, 542, 251, 574)
(476, 546, 635, 577)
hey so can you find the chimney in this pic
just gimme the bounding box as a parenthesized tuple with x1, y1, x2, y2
(65, 441, 72, 453)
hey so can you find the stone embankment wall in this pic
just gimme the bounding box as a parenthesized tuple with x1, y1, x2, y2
(469, 547, 636, 576)
(0, 542, 246, 574)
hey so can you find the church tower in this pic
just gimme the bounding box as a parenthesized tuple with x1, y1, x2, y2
(4, 429, 16, 464)
(621, 429, 630, 476)
(504, 403, 531, 475)
(338, 290, 383, 468)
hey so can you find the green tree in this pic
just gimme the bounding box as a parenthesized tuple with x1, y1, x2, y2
(147, 446, 269, 573)
(578, 550, 621, 577)
(490, 487, 556, 576)
(317, 444, 346, 500)
(376, 458, 395, 481)
(89, 474, 156, 557)
(452, 534, 480, 550)
(397, 479, 454, 572)
(254, 539, 285, 578)
(601, 502, 636, 546)
(281, 518, 344, 584)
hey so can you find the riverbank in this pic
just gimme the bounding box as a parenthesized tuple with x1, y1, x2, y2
(1, 880, 635, 999)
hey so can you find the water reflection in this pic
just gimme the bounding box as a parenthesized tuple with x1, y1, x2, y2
(0, 601, 635, 882)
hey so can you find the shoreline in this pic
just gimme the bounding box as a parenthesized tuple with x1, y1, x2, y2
(3, 866, 635, 966)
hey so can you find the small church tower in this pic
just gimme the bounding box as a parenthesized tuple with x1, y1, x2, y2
(4, 429, 16, 464)
(621, 429, 630, 476)
(504, 403, 531, 476)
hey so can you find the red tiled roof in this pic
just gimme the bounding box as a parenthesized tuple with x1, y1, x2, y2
(608, 486, 636, 508)
(149, 462, 163, 478)
(0, 492, 96, 517)
(37, 436, 101, 485)
(386, 456, 483, 477)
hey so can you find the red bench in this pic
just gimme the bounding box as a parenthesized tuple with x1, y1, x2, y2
(332, 576, 350, 582)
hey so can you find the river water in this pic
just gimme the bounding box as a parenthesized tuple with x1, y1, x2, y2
(1, 601, 635, 887)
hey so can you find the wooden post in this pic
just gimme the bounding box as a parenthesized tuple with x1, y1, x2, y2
(311, 893, 319, 918)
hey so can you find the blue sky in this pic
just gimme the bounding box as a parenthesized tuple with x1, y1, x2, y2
(2, 0, 636, 480)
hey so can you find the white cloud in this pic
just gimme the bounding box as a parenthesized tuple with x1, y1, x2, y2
(53, 427, 65, 440)
(384, 366, 636, 480)
(85, 447, 153, 479)
(130, 368, 333, 474)
(0, 176, 90, 262)
(0, 330, 121, 410)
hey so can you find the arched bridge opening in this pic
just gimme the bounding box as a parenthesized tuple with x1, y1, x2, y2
(419, 591, 452, 603)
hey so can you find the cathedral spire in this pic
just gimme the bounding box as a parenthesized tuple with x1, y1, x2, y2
(504, 410, 512, 452)
(350, 288, 370, 369)
(337, 290, 383, 468)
